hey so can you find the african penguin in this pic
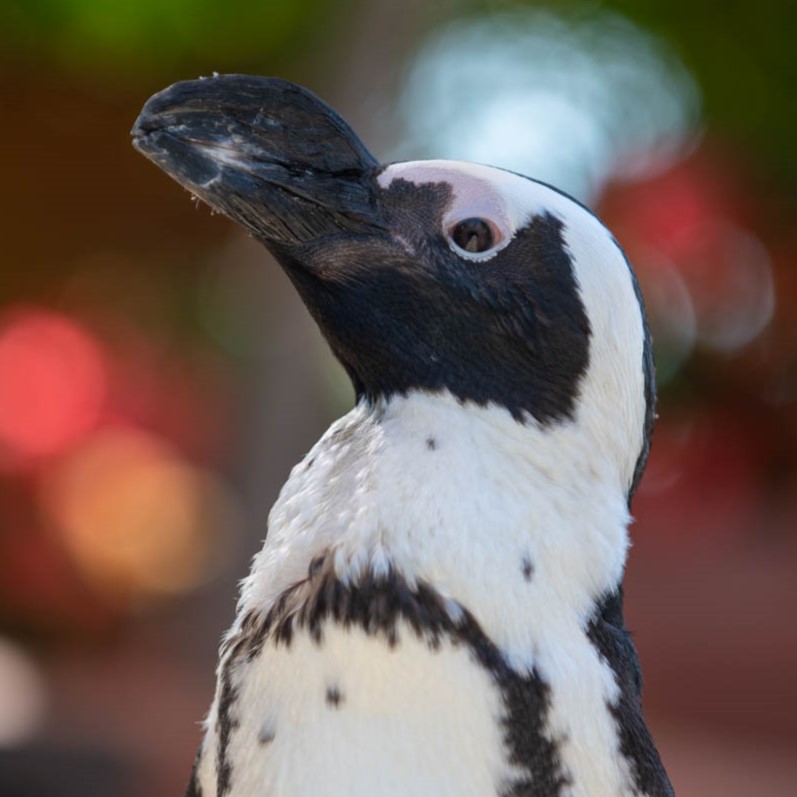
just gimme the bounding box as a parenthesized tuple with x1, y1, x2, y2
(132, 75, 672, 797)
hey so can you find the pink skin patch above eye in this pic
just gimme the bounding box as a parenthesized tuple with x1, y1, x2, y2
(377, 162, 516, 255)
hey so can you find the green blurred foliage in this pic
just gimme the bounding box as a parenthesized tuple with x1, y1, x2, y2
(464, 0, 797, 190)
(4, 0, 794, 192)
(607, 0, 797, 190)
(0, 0, 338, 74)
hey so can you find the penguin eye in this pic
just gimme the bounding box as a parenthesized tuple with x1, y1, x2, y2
(449, 218, 498, 255)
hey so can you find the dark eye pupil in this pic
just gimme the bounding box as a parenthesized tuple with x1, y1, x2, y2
(451, 218, 494, 254)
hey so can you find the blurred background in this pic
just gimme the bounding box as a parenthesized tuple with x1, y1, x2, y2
(0, 1, 795, 794)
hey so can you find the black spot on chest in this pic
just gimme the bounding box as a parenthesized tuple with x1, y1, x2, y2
(326, 685, 344, 708)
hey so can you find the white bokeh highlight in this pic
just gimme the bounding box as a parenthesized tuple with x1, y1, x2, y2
(391, 9, 701, 202)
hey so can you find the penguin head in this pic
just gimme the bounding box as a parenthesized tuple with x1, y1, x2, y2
(132, 75, 655, 502)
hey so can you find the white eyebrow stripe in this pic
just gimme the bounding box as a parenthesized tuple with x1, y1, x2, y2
(442, 191, 512, 230)
(377, 160, 621, 262)
(379, 160, 543, 232)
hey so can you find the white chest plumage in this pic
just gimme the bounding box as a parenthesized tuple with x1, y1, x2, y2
(192, 393, 646, 797)
(200, 623, 513, 797)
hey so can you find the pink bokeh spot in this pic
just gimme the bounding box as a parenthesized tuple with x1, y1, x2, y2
(0, 309, 108, 464)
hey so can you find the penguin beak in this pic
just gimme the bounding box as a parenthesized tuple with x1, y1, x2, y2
(131, 75, 384, 247)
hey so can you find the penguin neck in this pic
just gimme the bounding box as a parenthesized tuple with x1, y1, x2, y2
(247, 390, 631, 668)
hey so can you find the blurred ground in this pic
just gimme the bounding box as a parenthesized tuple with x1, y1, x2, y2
(1, 1, 796, 795)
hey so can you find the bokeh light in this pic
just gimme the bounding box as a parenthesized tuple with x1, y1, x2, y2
(392, 9, 701, 201)
(598, 153, 778, 396)
(677, 223, 775, 353)
(0, 309, 107, 469)
(0, 637, 47, 747)
(39, 428, 240, 601)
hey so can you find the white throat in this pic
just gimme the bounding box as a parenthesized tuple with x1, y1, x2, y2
(241, 390, 631, 670)
(231, 391, 643, 797)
